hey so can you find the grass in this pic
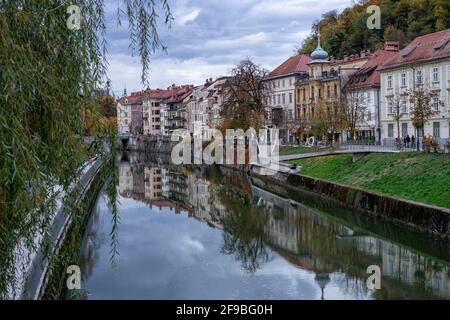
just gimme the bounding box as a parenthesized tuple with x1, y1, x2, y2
(279, 145, 333, 155)
(289, 152, 450, 209)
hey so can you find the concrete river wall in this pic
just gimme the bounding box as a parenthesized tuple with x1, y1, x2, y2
(250, 166, 450, 239)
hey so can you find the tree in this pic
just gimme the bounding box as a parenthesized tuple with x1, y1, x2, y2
(0, 0, 172, 297)
(297, 0, 450, 59)
(343, 89, 367, 140)
(408, 84, 440, 151)
(220, 59, 272, 132)
(311, 100, 345, 146)
(388, 89, 406, 148)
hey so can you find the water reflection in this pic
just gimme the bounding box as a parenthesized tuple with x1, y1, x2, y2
(77, 152, 450, 300)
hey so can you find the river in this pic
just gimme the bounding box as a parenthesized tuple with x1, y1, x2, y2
(73, 152, 450, 300)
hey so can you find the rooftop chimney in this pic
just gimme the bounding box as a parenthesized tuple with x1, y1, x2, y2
(385, 41, 400, 52)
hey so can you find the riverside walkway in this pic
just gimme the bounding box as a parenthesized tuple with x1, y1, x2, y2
(279, 145, 407, 162)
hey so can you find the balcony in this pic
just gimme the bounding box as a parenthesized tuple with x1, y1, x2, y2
(168, 115, 186, 121)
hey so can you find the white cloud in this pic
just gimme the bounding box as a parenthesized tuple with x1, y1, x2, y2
(105, 0, 355, 93)
(177, 9, 201, 26)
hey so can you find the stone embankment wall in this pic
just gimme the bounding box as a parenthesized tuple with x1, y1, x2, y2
(250, 166, 450, 239)
(128, 135, 176, 154)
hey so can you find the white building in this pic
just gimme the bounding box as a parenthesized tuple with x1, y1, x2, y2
(117, 97, 130, 136)
(344, 44, 399, 142)
(266, 54, 312, 144)
(379, 29, 450, 147)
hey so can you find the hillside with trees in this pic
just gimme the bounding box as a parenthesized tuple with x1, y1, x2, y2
(298, 0, 450, 58)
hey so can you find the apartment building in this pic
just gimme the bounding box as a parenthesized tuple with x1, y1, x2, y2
(117, 91, 143, 136)
(343, 43, 399, 142)
(142, 89, 174, 135)
(160, 85, 193, 136)
(295, 34, 369, 143)
(379, 29, 450, 146)
(266, 54, 311, 144)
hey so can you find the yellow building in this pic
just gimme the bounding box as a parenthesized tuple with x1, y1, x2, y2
(295, 34, 369, 143)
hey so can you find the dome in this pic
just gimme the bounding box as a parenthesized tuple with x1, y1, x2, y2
(310, 33, 329, 62)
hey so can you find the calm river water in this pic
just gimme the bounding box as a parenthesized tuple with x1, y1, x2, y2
(73, 152, 450, 300)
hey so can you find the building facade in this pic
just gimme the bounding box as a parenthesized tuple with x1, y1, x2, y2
(117, 91, 143, 136)
(344, 44, 399, 142)
(295, 34, 370, 143)
(266, 54, 312, 144)
(142, 89, 174, 136)
(379, 29, 450, 147)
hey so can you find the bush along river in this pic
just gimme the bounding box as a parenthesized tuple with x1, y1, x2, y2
(68, 152, 450, 300)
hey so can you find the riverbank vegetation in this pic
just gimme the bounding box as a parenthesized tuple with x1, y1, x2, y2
(0, 1, 171, 298)
(289, 153, 450, 209)
(298, 0, 450, 59)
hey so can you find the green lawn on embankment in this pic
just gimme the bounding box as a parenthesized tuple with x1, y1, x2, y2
(279, 145, 333, 155)
(289, 152, 450, 209)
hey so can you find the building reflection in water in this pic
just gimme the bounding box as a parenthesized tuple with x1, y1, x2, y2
(113, 152, 450, 300)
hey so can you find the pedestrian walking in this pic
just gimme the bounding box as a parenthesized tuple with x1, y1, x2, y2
(411, 135, 416, 149)
(406, 135, 411, 148)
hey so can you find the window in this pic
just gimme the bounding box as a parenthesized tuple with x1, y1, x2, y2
(367, 111, 372, 121)
(402, 123, 408, 137)
(433, 122, 440, 138)
(282, 94, 286, 104)
(288, 110, 293, 119)
(289, 78, 292, 86)
(277, 95, 281, 104)
(272, 95, 276, 105)
(448, 65, 450, 81)
(433, 96, 440, 112)
(401, 99, 407, 113)
(401, 73, 406, 87)
(289, 93, 293, 103)
(433, 67, 439, 82)
(278, 81, 280, 88)
(387, 75, 393, 89)
(416, 70, 423, 85)
(388, 124, 394, 138)
(282, 80, 285, 87)
(388, 101, 393, 114)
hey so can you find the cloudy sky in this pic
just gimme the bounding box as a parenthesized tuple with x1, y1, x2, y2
(105, 0, 353, 96)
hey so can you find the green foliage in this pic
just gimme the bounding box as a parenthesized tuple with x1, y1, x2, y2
(290, 153, 450, 208)
(0, 0, 171, 298)
(298, 0, 450, 58)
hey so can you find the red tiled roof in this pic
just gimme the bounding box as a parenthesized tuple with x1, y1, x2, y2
(163, 87, 192, 104)
(145, 88, 174, 99)
(118, 91, 143, 105)
(379, 28, 450, 71)
(269, 54, 312, 78)
(345, 50, 398, 90)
